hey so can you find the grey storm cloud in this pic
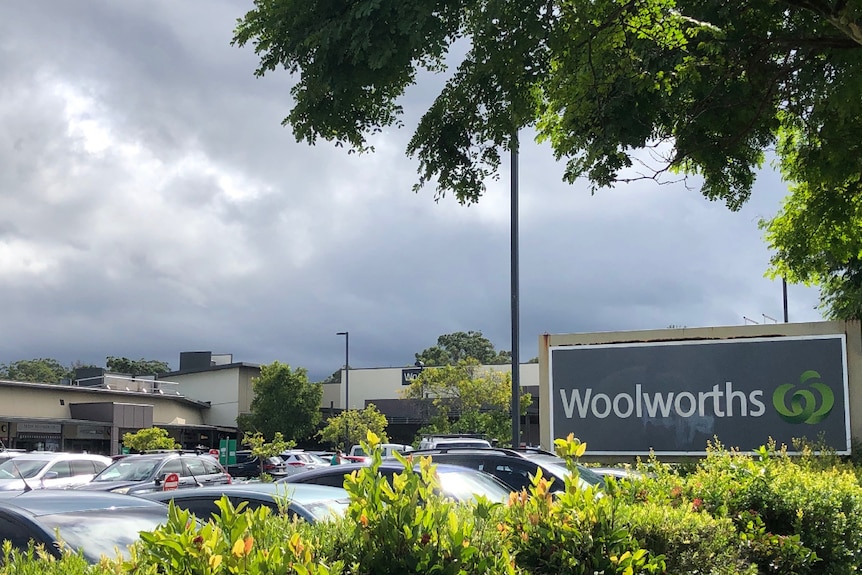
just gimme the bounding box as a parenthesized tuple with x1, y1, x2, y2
(0, 1, 822, 381)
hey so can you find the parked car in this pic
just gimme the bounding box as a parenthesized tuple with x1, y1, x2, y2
(226, 450, 286, 478)
(348, 443, 413, 460)
(0, 490, 170, 562)
(76, 452, 231, 494)
(418, 435, 492, 450)
(516, 450, 606, 488)
(0, 449, 26, 465)
(590, 466, 650, 481)
(405, 447, 605, 493)
(0, 452, 111, 491)
(141, 482, 350, 523)
(280, 450, 330, 474)
(279, 461, 512, 503)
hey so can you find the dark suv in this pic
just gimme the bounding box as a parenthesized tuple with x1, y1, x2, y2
(226, 451, 286, 478)
(76, 452, 231, 494)
(402, 447, 605, 494)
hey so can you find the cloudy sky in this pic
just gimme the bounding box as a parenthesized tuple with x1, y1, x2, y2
(0, 1, 824, 381)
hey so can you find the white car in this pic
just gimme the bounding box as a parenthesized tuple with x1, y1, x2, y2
(349, 443, 414, 460)
(280, 451, 330, 475)
(418, 436, 491, 450)
(0, 452, 111, 491)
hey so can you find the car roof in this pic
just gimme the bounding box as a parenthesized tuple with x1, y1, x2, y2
(3, 452, 110, 462)
(405, 449, 606, 487)
(278, 461, 488, 480)
(115, 453, 183, 460)
(111, 452, 218, 462)
(0, 489, 167, 516)
(143, 482, 348, 504)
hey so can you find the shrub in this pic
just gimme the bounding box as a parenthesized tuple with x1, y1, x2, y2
(125, 497, 340, 575)
(504, 435, 665, 575)
(677, 442, 862, 575)
(622, 501, 756, 575)
(0, 541, 100, 575)
(336, 432, 519, 575)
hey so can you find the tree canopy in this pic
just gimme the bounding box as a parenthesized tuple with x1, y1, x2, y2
(401, 359, 531, 446)
(761, 178, 862, 319)
(106, 356, 171, 376)
(317, 403, 389, 449)
(234, 0, 862, 314)
(0, 359, 73, 384)
(233, 1, 862, 204)
(415, 331, 510, 366)
(122, 427, 180, 452)
(237, 361, 323, 442)
(243, 431, 294, 477)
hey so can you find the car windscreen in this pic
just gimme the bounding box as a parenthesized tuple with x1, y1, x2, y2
(0, 459, 48, 479)
(437, 470, 511, 503)
(93, 460, 160, 482)
(37, 507, 169, 562)
(299, 499, 350, 521)
(527, 456, 605, 487)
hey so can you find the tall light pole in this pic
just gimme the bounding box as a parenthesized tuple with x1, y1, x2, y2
(336, 331, 349, 448)
(510, 130, 521, 449)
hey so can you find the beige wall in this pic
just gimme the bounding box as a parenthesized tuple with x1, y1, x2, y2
(539, 320, 862, 452)
(322, 382, 340, 410)
(0, 383, 205, 425)
(330, 364, 539, 410)
(237, 368, 256, 416)
(169, 368, 246, 428)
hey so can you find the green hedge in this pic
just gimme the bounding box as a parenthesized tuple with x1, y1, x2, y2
(3, 436, 862, 575)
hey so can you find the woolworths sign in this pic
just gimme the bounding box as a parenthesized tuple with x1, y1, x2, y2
(549, 335, 850, 455)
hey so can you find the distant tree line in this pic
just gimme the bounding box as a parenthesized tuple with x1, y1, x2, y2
(0, 356, 171, 384)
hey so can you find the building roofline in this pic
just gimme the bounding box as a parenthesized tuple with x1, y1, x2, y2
(0, 414, 235, 433)
(159, 362, 261, 378)
(0, 379, 211, 409)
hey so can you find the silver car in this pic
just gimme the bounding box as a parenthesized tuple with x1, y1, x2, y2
(0, 452, 111, 491)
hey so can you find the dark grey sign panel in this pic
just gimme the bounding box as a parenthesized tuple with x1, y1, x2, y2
(550, 335, 849, 454)
(402, 368, 422, 386)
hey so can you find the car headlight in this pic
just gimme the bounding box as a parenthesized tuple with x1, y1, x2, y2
(110, 486, 132, 494)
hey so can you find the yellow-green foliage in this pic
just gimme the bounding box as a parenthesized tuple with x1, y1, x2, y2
(644, 441, 862, 575)
(126, 497, 340, 575)
(337, 431, 518, 574)
(121, 427, 179, 452)
(504, 434, 665, 575)
(0, 541, 95, 575)
(622, 501, 756, 575)
(6, 435, 862, 575)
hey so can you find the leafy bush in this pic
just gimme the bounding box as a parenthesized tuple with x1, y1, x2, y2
(335, 432, 518, 575)
(737, 511, 817, 575)
(126, 497, 340, 575)
(4, 434, 862, 575)
(504, 435, 665, 575)
(671, 441, 862, 575)
(0, 541, 98, 575)
(622, 501, 756, 575)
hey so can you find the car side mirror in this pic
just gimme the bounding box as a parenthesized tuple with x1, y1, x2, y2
(43, 471, 59, 480)
(155, 473, 166, 485)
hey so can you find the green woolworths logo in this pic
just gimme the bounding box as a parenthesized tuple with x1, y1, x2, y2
(772, 370, 835, 424)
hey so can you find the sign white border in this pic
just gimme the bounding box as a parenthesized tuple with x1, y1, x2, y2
(548, 334, 851, 455)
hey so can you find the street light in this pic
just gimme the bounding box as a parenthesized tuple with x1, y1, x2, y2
(336, 331, 349, 448)
(336, 332, 349, 409)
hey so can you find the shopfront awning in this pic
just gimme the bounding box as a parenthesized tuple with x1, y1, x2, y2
(16, 433, 61, 440)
